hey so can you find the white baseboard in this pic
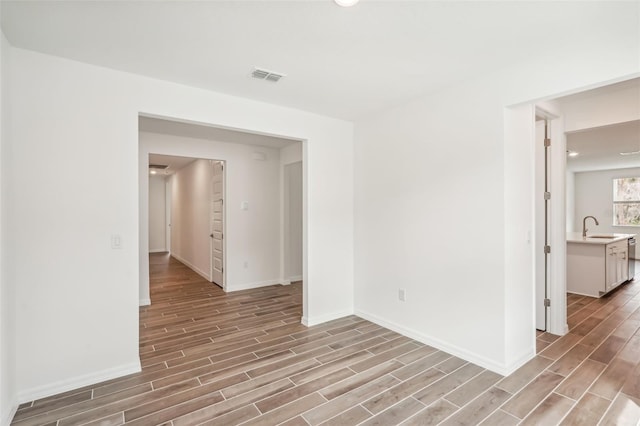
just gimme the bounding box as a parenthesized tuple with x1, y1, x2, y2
(170, 254, 211, 282)
(355, 309, 518, 376)
(280, 279, 291, 286)
(17, 361, 141, 404)
(139, 298, 151, 306)
(148, 249, 168, 254)
(504, 348, 536, 377)
(288, 275, 303, 282)
(302, 310, 353, 327)
(225, 279, 281, 293)
(1, 399, 18, 426)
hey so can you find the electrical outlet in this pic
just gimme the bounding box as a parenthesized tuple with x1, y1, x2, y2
(398, 289, 406, 302)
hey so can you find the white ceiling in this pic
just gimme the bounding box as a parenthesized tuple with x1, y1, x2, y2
(557, 78, 640, 173)
(148, 154, 197, 176)
(566, 120, 640, 173)
(0, 0, 620, 120)
(139, 116, 299, 149)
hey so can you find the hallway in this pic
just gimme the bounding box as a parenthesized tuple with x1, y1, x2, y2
(11, 253, 640, 425)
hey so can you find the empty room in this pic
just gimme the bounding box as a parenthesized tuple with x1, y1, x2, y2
(1, 1, 640, 425)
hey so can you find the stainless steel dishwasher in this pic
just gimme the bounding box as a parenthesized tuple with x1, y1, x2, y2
(629, 237, 636, 280)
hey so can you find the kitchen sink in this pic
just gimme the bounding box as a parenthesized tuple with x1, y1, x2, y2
(588, 234, 618, 239)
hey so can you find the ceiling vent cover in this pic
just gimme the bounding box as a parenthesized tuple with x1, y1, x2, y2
(149, 164, 169, 170)
(251, 67, 285, 83)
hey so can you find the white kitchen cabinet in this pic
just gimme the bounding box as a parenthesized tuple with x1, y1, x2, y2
(605, 240, 628, 292)
(567, 233, 633, 298)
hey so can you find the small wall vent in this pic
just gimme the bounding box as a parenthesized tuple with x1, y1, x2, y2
(251, 67, 286, 83)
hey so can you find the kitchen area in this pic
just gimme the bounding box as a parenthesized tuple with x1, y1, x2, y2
(564, 81, 640, 299)
(567, 224, 635, 298)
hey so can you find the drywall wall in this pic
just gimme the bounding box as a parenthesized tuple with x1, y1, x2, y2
(165, 176, 172, 252)
(284, 161, 303, 281)
(10, 47, 353, 400)
(141, 134, 282, 291)
(281, 143, 302, 166)
(0, 24, 16, 425)
(567, 172, 576, 233)
(279, 142, 303, 283)
(148, 174, 167, 253)
(354, 1, 639, 374)
(559, 80, 640, 133)
(574, 167, 640, 258)
(169, 159, 211, 279)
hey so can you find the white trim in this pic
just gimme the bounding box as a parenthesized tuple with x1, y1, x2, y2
(17, 361, 141, 404)
(280, 279, 292, 286)
(139, 298, 151, 306)
(148, 249, 167, 254)
(504, 348, 537, 377)
(356, 309, 522, 376)
(1, 400, 18, 426)
(170, 253, 211, 282)
(225, 279, 281, 293)
(287, 275, 303, 282)
(301, 310, 353, 327)
(548, 114, 568, 336)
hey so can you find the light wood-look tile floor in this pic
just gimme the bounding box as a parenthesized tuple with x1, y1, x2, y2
(12, 254, 640, 425)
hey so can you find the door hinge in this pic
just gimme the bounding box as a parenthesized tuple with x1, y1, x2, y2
(544, 138, 551, 147)
(544, 192, 551, 200)
(544, 245, 551, 254)
(544, 298, 551, 307)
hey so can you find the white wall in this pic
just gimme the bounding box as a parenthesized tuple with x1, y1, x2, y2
(0, 24, 17, 425)
(566, 171, 576, 233)
(281, 143, 302, 166)
(355, 79, 510, 373)
(169, 158, 212, 281)
(170, 159, 211, 279)
(574, 167, 640, 255)
(11, 47, 353, 401)
(354, 2, 639, 375)
(148, 174, 167, 253)
(560, 81, 640, 133)
(280, 143, 303, 284)
(284, 161, 303, 281)
(142, 134, 282, 291)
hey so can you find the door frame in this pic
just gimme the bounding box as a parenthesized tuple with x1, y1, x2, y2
(534, 105, 568, 336)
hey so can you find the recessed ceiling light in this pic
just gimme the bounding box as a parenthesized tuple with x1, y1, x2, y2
(334, 0, 359, 7)
(567, 151, 579, 157)
(620, 150, 640, 156)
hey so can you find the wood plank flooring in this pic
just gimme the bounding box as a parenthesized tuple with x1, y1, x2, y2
(12, 253, 640, 425)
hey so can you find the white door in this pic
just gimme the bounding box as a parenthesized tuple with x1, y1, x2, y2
(210, 160, 224, 287)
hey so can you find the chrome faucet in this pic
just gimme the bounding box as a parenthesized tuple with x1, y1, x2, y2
(582, 216, 599, 238)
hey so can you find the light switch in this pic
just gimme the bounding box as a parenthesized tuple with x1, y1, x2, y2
(241, 201, 249, 211)
(111, 234, 122, 249)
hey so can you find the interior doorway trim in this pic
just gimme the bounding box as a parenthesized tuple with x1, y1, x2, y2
(535, 106, 568, 336)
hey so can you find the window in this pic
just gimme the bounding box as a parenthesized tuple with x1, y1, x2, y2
(613, 177, 640, 226)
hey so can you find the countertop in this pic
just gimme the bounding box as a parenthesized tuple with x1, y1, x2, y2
(567, 232, 636, 245)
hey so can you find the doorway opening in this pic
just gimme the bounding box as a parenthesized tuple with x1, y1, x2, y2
(148, 154, 226, 287)
(138, 115, 305, 310)
(532, 77, 640, 345)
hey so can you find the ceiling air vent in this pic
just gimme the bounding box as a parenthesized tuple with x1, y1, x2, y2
(251, 67, 286, 83)
(149, 164, 169, 170)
